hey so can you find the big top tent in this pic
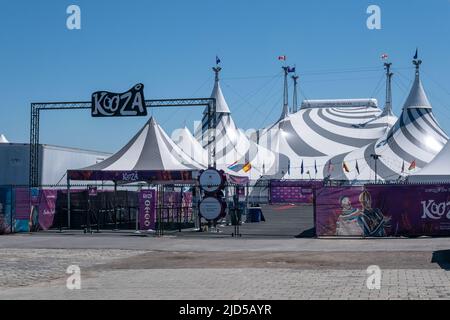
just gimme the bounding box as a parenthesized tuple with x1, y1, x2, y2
(327, 59, 448, 182)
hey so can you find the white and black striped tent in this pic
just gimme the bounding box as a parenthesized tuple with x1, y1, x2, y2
(80, 117, 205, 172)
(255, 99, 397, 179)
(195, 69, 276, 180)
(327, 64, 448, 181)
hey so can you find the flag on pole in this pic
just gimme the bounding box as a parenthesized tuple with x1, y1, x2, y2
(287, 66, 296, 73)
(356, 160, 360, 175)
(381, 53, 389, 60)
(216, 55, 221, 65)
(301, 160, 304, 175)
(278, 55, 287, 61)
(227, 161, 242, 172)
(408, 160, 416, 171)
(413, 48, 418, 60)
(343, 161, 350, 173)
(243, 162, 252, 173)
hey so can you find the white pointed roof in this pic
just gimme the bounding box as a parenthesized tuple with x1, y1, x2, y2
(403, 72, 432, 109)
(80, 117, 205, 171)
(409, 141, 450, 182)
(0, 134, 8, 143)
(210, 80, 231, 114)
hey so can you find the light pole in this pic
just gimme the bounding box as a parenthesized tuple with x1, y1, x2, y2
(370, 154, 381, 183)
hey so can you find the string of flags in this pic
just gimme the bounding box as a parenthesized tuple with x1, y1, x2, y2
(225, 158, 417, 175)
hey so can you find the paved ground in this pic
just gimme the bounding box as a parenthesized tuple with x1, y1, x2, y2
(1, 205, 450, 300)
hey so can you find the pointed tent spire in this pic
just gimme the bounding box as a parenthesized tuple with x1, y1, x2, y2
(210, 66, 231, 114)
(403, 55, 431, 109)
(80, 116, 205, 171)
(0, 134, 8, 143)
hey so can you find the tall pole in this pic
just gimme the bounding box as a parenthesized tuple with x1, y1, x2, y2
(292, 75, 299, 113)
(209, 66, 221, 168)
(370, 154, 381, 183)
(383, 62, 393, 116)
(280, 66, 290, 120)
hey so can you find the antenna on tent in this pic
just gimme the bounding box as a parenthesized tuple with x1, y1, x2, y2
(213, 66, 222, 83)
(413, 48, 422, 76)
(280, 66, 290, 120)
(383, 61, 394, 117)
(292, 74, 299, 113)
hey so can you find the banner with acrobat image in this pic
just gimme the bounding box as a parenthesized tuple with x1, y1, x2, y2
(315, 185, 450, 237)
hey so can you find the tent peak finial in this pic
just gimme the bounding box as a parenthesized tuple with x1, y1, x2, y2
(212, 66, 222, 82)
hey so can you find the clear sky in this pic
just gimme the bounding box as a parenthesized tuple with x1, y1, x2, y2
(0, 0, 449, 153)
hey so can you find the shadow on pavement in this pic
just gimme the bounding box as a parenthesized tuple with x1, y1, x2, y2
(431, 250, 450, 270)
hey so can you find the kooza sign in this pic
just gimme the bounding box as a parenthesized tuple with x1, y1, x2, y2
(139, 190, 156, 230)
(91, 83, 147, 117)
(422, 201, 450, 220)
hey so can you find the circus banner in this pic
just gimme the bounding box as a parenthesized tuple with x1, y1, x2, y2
(38, 190, 57, 231)
(270, 180, 322, 204)
(139, 189, 156, 230)
(315, 184, 450, 237)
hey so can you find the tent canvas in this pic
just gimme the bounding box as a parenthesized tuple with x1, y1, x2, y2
(69, 117, 205, 183)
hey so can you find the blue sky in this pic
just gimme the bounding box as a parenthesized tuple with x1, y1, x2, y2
(0, 0, 449, 152)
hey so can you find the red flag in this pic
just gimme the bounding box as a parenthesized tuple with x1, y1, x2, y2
(408, 160, 416, 171)
(343, 161, 350, 173)
(381, 53, 389, 60)
(278, 55, 287, 61)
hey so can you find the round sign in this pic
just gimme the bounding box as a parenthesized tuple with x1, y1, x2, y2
(199, 169, 223, 192)
(199, 197, 223, 221)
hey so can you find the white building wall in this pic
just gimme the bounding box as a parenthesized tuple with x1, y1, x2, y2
(0, 144, 111, 186)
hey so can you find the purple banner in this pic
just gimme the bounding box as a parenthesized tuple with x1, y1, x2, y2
(270, 180, 322, 204)
(315, 184, 450, 237)
(68, 170, 195, 182)
(139, 190, 156, 231)
(38, 190, 57, 231)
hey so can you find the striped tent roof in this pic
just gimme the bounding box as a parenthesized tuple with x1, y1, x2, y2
(81, 117, 205, 172)
(195, 70, 276, 180)
(255, 103, 397, 179)
(328, 68, 448, 181)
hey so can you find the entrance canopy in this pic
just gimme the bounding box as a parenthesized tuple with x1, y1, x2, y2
(68, 117, 206, 183)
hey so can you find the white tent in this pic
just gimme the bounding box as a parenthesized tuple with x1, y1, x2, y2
(409, 141, 450, 183)
(80, 117, 205, 172)
(0, 134, 9, 143)
(254, 99, 397, 180)
(172, 126, 209, 166)
(329, 61, 448, 181)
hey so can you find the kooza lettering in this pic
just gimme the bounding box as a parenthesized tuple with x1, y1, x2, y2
(421, 200, 450, 220)
(92, 84, 146, 117)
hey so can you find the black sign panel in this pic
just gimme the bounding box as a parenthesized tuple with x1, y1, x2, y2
(91, 83, 147, 117)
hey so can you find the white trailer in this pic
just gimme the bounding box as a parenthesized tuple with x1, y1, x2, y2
(0, 143, 111, 186)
